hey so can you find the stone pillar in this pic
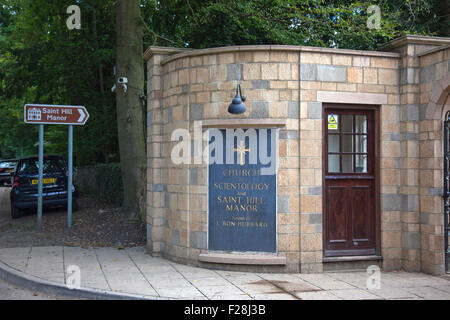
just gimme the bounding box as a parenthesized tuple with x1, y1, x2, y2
(381, 35, 450, 275)
(398, 43, 421, 272)
(418, 48, 450, 275)
(144, 47, 185, 256)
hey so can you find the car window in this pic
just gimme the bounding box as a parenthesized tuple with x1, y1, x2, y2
(17, 158, 65, 175)
(57, 159, 68, 171)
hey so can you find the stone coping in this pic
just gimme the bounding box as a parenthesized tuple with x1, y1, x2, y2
(379, 35, 450, 51)
(142, 45, 401, 66)
(417, 43, 450, 57)
(201, 118, 286, 129)
(143, 46, 190, 61)
(198, 253, 287, 265)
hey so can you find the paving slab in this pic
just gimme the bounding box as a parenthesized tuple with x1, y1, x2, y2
(380, 274, 450, 288)
(364, 286, 419, 299)
(195, 284, 245, 298)
(251, 293, 298, 300)
(433, 285, 450, 294)
(238, 281, 285, 295)
(220, 274, 264, 285)
(26, 246, 65, 284)
(94, 247, 158, 297)
(190, 276, 232, 287)
(63, 246, 110, 291)
(0, 247, 31, 270)
(296, 291, 341, 300)
(172, 267, 219, 279)
(297, 273, 357, 290)
(402, 286, 450, 300)
(329, 288, 382, 300)
(149, 278, 195, 289)
(209, 293, 253, 300)
(157, 286, 205, 299)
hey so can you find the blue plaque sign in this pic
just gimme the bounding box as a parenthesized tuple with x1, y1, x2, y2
(208, 128, 277, 252)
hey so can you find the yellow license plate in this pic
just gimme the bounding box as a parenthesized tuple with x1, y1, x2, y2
(32, 178, 55, 185)
(6, 169, 13, 173)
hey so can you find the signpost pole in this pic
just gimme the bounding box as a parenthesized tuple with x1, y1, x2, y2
(68, 125, 73, 229)
(24, 104, 89, 230)
(37, 124, 44, 230)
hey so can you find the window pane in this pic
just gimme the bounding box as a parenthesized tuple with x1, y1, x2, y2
(355, 115, 367, 133)
(356, 135, 367, 153)
(328, 135, 339, 153)
(342, 115, 353, 132)
(328, 155, 340, 173)
(342, 135, 353, 153)
(342, 155, 353, 173)
(355, 155, 367, 173)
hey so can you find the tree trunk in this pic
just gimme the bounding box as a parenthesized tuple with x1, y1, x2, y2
(92, 8, 109, 163)
(115, 0, 146, 220)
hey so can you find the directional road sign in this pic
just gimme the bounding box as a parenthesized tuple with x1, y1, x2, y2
(24, 104, 89, 125)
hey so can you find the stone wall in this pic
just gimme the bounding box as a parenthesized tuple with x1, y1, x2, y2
(145, 36, 450, 274)
(417, 44, 450, 275)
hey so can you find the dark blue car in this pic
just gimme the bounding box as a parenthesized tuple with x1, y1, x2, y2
(10, 155, 78, 218)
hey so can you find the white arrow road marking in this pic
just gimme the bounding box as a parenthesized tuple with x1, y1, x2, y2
(77, 108, 86, 123)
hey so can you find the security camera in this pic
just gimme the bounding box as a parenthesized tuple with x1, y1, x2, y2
(117, 77, 128, 93)
(118, 77, 128, 84)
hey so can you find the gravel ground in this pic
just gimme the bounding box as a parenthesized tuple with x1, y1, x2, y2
(0, 186, 146, 249)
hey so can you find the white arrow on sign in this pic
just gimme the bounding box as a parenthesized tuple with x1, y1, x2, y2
(77, 108, 87, 123)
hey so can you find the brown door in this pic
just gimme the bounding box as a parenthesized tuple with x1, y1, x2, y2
(323, 106, 379, 257)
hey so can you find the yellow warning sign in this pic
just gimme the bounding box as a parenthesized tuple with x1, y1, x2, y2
(328, 114, 338, 130)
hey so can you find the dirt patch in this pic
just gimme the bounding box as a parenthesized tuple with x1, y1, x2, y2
(0, 187, 146, 249)
(249, 279, 320, 299)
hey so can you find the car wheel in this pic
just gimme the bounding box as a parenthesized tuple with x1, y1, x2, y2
(11, 203, 21, 219)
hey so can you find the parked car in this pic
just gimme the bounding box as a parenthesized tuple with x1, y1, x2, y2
(10, 155, 78, 218)
(0, 159, 18, 185)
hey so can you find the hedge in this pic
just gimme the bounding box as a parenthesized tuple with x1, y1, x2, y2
(76, 163, 123, 206)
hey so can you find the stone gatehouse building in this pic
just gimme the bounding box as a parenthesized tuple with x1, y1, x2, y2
(144, 35, 450, 275)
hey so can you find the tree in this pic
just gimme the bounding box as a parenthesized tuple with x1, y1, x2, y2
(0, 0, 447, 218)
(115, 0, 146, 220)
(140, 0, 444, 50)
(0, 0, 118, 163)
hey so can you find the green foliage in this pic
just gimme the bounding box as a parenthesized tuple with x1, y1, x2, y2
(0, 0, 446, 162)
(0, 0, 118, 163)
(94, 163, 123, 206)
(141, 0, 443, 50)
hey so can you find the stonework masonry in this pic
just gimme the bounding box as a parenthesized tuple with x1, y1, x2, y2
(144, 36, 450, 275)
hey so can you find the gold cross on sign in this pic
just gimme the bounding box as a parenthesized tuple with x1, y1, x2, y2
(234, 141, 250, 166)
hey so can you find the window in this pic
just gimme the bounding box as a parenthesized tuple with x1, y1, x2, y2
(327, 113, 368, 174)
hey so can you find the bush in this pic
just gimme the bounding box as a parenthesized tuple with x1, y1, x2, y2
(76, 163, 123, 206)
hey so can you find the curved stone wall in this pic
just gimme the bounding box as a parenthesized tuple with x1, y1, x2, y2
(144, 39, 449, 274)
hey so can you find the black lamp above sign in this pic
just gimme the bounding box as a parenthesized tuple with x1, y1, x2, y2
(228, 84, 246, 114)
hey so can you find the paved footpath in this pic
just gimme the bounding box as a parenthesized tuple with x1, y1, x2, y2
(1, 246, 450, 300)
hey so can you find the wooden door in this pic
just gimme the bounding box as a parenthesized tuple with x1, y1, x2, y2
(323, 106, 379, 257)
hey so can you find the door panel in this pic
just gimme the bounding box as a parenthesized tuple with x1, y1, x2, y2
(324, 107, 378, 257)
(328, 186, 347, 242)
(351, 186, 370, 242)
